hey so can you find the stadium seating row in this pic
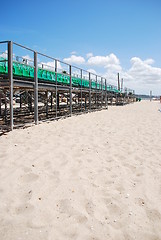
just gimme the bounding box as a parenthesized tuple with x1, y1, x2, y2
(0, 57, 119, 92)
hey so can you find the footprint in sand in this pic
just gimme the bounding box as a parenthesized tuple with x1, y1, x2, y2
(123, 163, 136, 172)
(108, 202, 121, 216)
(58, 199, 87, 224)
(145, 208, 161, 222)
(20, 173, 39, 183)
(0, 153, 6, 159)
(115, 184, 125, 193)
(14, 203, 34, 215)
(85, 200, 95, 216)
(43, 160, 51, 168)
(0, 224, 48, 240)
(48, 171, 60, 185)
(103, 197, 112, 205)
(58, 199, 74, 215)
(23, 167, 32, 173)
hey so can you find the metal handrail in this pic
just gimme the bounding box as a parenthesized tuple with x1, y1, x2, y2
(0, 40, 135, 93)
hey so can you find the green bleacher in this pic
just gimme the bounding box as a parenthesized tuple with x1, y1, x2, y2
(0, 56, 121, 93)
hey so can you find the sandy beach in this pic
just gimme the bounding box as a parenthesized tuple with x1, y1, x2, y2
(0, 100, 161, 240)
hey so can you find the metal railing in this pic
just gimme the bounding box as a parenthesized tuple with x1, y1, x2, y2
(0, 40, 135, 130)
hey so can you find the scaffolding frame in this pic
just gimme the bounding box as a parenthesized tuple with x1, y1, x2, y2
(0, 41, 135, 131)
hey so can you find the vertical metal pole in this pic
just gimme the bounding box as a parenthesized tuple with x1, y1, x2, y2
(85, 95, 87, 110)
(20, 93, 22, 108)
(57, 92, 59, 109)
(69, 65, 72, 115)
(121, 78, 123, 92)
(51, 91, 53, 109)
(80, 69, 82, 112)
(8, 41, 13, 130)
(4, 91, 7, 124)
(55, 60, 57, 118)
(46, 91, 48, 117)
(89, 72, 91, 111)
(30, 92, 33, 112)
(118, 73, 120, 91)
(111, 86, 113, 106)
(101, 77, 103, 108)
(105, 79, 108, 109)
(95, 75, 97, 108)
(34, 51, 38, 124)
(27, 91, 30, 110)
(0, 94, 1, 116)
(28, 91, 32, 112)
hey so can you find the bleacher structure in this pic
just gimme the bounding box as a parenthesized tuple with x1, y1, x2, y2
(0, 41, 135, 131)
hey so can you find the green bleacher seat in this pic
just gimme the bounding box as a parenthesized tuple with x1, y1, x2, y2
(13, 63, 22, 76)
(5, 62, 8, 74)
(91, 81, 96, 89)
(22, 68, 30, 78)
(62, 75, 69, 85)
(51, 72, 55, 81)
(41, 70, 48, 80)
(67, 76, 70, 85)
(47, 71, 52, 81)
(72, 77, 79, 86)
(29, 68, 34, 78)
(57, 73, 63, 83)
(78, 78, 82, 86)
(0, 64, 5, 74)
(38, 69, 42, 79)
(0, 58, 7, 74)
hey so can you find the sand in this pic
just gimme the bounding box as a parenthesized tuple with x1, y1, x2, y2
(0, 100, 161, 240)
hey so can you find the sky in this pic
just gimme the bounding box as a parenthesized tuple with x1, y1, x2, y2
(0, 0, 161, 95)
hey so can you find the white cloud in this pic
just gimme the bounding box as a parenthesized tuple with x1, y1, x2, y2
(128, 57, 161, 84)
(63, 55, 85, 65)
(87, 53, 120, 67)
(86, 52, 93, 58)
(86, 54, 161, 94)
(61, 52, 161, 94)
(0, 50, 8, 59)
(70, 51, 77, 55)
(144, 58, 154, 65)
(87, 68, 97, 74)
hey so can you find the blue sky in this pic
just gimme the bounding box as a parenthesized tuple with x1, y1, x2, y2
(1, 0, 161, 94)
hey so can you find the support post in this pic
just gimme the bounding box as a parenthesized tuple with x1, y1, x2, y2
(89, 72, 91, 111)
(8, 41, 13, 130)
(51, 91, 53, 109)
(80, 69, 82, 112)
(20, 93, 22, 108)
(85, 95, 87, 110)
(69, 65, 72, 115)
(95, 75, 97, 108)
(121, 78, 123, 92)
(30, 92, 32, 112)
(101, 77, 103, 108)
(28, 91, 32, 112)
(4, 92, 7, 124)
(67, 94, 68, 105)
(118, 73, 120, 91)
(55, 60, 58, 118)
(57, 92, 59, 109)
(0, 94, 1, 116)
(34, 51, 38, 124)
(46, 91, 48, 118)
(105, 79, 108, 109)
